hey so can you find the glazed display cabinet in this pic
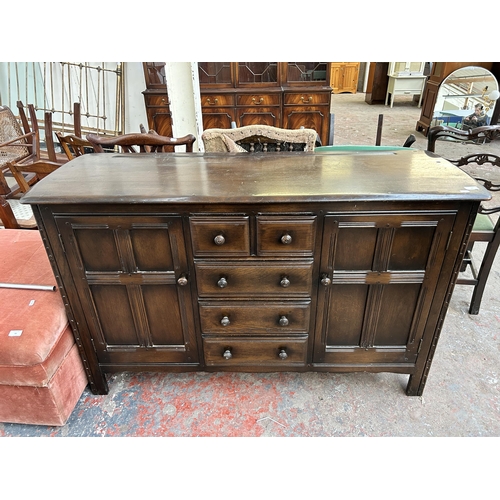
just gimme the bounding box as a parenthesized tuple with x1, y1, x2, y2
(142, 62, 332, 146)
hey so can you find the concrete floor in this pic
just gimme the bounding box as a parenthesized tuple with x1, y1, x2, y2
(1, 93, 500, 439)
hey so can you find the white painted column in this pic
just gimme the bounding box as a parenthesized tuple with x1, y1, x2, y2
(363, 62, 370, 93)
(163, 62, 204, 152)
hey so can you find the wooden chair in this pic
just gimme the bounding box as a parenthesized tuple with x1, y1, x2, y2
(55, 132, 93, 160)
(86, 132, 196, 153)
(0, 105, 39, 197)
(427, 125, 500, 314)
(17, 101, 67, 164)
(4, 132, 64, 194)
(202, 125, 317, 153)
(0, 194, 37, 229)
(0, 195, 20, 228)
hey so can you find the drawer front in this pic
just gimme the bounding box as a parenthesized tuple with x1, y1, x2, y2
(190, 216, 250, 256)
(203, 336, 308, 367)
(390, 77, 426, 93)
(145, 94, 170, 107)
(199, 300, 311, 334)
(236, 93, 281, 106)
(284, 92, 330, 105)
(201, 93, 235, 107)
(257, 215, 316, 256)
(195, 260, 313, 297)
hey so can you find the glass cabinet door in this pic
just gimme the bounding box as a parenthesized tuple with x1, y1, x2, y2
(285, 62, 328, 84)
(237, 62, 279, 86)
(198, 62, 233, 87)
(143, 62, 167, 89)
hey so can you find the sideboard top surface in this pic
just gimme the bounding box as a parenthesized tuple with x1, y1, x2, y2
(22, 150, 490, 205)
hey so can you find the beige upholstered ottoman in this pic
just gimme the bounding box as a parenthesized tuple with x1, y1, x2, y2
(0, 229, 88, 426)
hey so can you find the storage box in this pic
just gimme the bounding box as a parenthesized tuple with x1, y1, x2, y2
(0, 229, 87, 426)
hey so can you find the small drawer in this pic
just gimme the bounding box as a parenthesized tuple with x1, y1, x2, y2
(195, 260, 313, 297)
(199, 300, 311, 334)
(144, 94, 170, 107)
(256, 215, 316, 256)
(201, 94, 235, 107)
(203, 336, 308, 367)
(190, 216, 250, 256)
(237, 94, 281, 106)
(284, 93, 330, 105)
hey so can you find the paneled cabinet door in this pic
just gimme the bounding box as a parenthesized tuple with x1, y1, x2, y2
(283, 107, 329, 146)
(55, 215, 198, 366)
(314, 212, 456, 367)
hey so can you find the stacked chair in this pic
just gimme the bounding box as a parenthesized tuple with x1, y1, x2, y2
(427, 124, 500, 314)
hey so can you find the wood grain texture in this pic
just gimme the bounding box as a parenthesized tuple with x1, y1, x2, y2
(22, 150, 489, 205)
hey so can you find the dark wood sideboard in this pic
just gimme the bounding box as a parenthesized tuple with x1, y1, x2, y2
(22, 151, 489, 396)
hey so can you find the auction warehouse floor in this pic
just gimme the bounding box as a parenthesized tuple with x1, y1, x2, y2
(1, 93, 500, 439)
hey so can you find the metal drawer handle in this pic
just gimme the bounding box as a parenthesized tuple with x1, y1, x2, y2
(280, 233, 292, 245)
(279, 315, 289, 327)
(278, 348, 288, 360)
(177, 274, 188, 286)
(300, 96, 313, 103)
(220, 315, 231, 327)
(320, 273, 332, 286)
(280, 276, 290, 288)
(223, 348, 232, 360)
(206, 98, 218, 105)
(214, 234, 226, 245)
(252, 97, 264, 105)
(217, 276, 228, 288)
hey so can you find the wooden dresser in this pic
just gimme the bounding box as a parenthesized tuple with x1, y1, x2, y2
(22, 151, 489, 397)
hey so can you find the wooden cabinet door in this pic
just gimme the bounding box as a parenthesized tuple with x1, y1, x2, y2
(56, 215, 198, 366)
(202, 108, 236, 130)
(283, 107, 328, 145)
(237, 107, 281, 127)
(147, 107, 173, 138)
(341, 63, 359, 93)
(329, 64, 342, 93)
(314, 212, 455, 367)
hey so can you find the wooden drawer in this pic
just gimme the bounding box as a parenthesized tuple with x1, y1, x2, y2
(201, 94, 235, 107)
(199, 300, 311, 334)
(389, 77, 426, 93)
(144, 94, 170, 107)
(190, 216, 250, 256)
(257, 215, 316, 256)
(284, 92, 330, 105)
(203, 336, 308, 367)
(195, 260, 313, 297)
(236, 93, 281, 106)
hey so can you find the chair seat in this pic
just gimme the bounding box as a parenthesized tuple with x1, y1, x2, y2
(473, 213, 495, 232)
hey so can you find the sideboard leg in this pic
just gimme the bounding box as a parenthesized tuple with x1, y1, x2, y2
(406, 373, 426, 396)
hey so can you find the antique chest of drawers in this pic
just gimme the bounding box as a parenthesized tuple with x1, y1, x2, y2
(22, 150, 490, 396)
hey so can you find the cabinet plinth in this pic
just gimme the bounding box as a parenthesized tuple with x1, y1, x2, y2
(23, 151, 488, 396)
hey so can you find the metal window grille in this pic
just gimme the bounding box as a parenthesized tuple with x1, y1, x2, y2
(0, 62, 125, 140)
